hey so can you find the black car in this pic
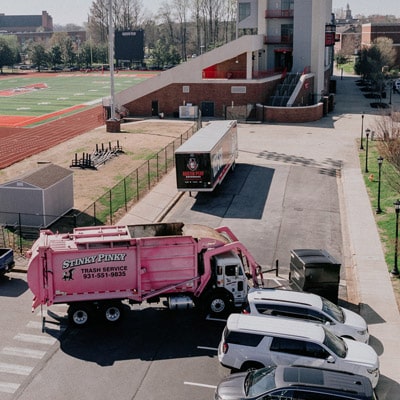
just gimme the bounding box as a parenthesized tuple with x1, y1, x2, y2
(215, 365, 377, 400)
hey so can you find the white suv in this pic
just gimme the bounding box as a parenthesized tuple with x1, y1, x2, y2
(218, 314, 380, 388)
(244, 288, 369, 343)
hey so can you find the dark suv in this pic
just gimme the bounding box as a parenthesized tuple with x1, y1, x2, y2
(215, 365, 377, 400)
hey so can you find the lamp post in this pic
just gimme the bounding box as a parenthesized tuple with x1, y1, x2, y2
(360, 114, 364, 150)
(376, 156, 383, 214)
(391, 199, 400, 276)
(365, 129, 370, 173)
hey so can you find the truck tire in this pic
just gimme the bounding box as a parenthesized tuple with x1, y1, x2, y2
(102, 302, 123, 324)
(68, 304, 92, 327)
(206, 291, 231, 316)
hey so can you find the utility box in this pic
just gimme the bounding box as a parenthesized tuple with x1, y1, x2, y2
(289, 249, 341, 304)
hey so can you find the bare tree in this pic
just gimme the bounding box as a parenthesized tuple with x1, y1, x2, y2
(375, 113, 400, 193)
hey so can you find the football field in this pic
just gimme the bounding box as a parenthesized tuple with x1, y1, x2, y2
(0, 70, 156, 127)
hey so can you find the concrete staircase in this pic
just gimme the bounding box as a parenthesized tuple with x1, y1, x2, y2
(269, 73, 301, 106)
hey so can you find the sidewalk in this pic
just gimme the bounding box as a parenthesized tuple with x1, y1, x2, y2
(333, 71, 400, 398)
(115, 71, 400, 397)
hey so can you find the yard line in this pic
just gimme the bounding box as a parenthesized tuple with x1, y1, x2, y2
(184, 381, 217, 389)
(14, 333, 57, 346)
(0, 362, 33, 376)
(0, 381, 20, 394)
(1, 346, 46, 359)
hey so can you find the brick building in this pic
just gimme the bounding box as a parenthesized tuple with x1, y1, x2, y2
(115, 0, 335, 123)
(0, 11, 53, 33)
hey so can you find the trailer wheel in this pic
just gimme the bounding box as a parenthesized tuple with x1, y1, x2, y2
(102, 302, 123, 324)
(68, 304, 91, 327)
(207, 291, 231, 316)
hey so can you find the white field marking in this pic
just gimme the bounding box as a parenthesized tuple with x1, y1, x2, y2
(1, 347, 46, 359)
(14, 333, 56, 346)
(197, 346, 218, 352)
(0, 362, 33, 375)
(184, 382, 217, 389)
(0, 381, 20, 394)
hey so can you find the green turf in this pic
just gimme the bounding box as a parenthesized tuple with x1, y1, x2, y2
(0, 72, 151, 117)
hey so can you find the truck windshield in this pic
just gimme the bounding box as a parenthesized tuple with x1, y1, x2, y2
(225, 265, 242, 276)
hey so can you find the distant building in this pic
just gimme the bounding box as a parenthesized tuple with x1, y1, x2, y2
(0, 11, 86, 53)
(362, 23, 400, 64)
(0, 10, 53, 33)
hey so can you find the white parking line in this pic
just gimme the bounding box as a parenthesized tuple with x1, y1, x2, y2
(0, 362, 33, 376)
(184, 381, 217, 389)
(205, 315, 227, 322)
(14, 333, 56, 346)
(1, 346, 46, 359)
(0, 381, 20, 394)
(197, 346, 218, 352)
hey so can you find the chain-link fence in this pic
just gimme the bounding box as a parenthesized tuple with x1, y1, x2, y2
(1, 121, 199, 254)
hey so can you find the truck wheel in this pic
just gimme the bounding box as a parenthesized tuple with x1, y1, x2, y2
(207, 291, 231, 316)
(68, 304, 91, 327)
(102, 302, 123, 324)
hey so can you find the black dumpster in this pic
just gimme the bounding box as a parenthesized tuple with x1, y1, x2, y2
(289, 249, 341, 304)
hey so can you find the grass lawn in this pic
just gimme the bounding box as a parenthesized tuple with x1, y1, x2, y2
(0, 71, 155, 122)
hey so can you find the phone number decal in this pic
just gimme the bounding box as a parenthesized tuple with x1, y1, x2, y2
(81, 265, 127, 279)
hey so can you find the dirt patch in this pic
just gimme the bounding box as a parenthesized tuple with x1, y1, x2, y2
(0, 119, 195, 211)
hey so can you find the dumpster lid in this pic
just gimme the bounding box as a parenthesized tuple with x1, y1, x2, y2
(291, 249, 340, 266)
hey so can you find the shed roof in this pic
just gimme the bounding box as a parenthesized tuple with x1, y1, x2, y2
(2, 163, 72, 189)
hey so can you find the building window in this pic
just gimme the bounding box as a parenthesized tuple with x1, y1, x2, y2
(239, 2, 251, 22)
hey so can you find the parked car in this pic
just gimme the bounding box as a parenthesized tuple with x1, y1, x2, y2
(215, 365, 377, 400)
(244, 288, 369, 343)
(217, 314, 379, 388)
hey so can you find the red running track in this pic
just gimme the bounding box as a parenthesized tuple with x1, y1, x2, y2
(0, 105, 105, 169)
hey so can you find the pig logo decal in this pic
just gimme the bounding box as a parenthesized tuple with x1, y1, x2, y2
(62, 269, 75, 281)
(187, 156, 198, 171)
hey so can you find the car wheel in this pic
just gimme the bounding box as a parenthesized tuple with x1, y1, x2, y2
(240, 361, 264, 372)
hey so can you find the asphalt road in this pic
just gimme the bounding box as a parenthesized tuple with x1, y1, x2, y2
(0, 119, 363, 400)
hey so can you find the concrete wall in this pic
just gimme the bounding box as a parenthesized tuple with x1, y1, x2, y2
(258, 102, 324, 123)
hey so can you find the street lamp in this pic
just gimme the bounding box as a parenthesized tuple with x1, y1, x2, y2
(360, 114, 364, 150)
(365, 129, 370, 173)
(391, 199, 400, 276)
(376, 156, 383, 214)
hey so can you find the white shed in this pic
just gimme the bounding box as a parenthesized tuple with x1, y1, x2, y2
(0, 163, 73, 228)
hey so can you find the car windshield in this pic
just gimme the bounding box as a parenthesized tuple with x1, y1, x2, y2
(323, 327, 347, 358)
(321, 297, 345, 323)
(245, 366, 277, 396)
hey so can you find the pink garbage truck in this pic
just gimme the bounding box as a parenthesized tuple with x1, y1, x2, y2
(27, 222, 263, 326)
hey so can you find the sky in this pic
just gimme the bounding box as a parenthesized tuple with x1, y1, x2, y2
(0, 0, 398, 26)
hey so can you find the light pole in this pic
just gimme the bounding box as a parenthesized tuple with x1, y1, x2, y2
(360, 113, 364, 150)
(365, 129, 370, 173)
(391, 199, 400, 276)
(376, 156, 383, 214)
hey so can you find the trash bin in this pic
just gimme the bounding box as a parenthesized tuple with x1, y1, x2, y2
(289, 249, 341, 304)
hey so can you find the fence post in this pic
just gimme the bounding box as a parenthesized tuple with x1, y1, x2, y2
(124, 178, 128, 211)
(147, 160, 150, 190)
(136, 169, 139, 201)
(18, 213, 22, 254)
(165, 147, 168, 173)
(109, 190, 112, 225)
(156, 153, 159, 182)
(93, 202, 97, 226)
